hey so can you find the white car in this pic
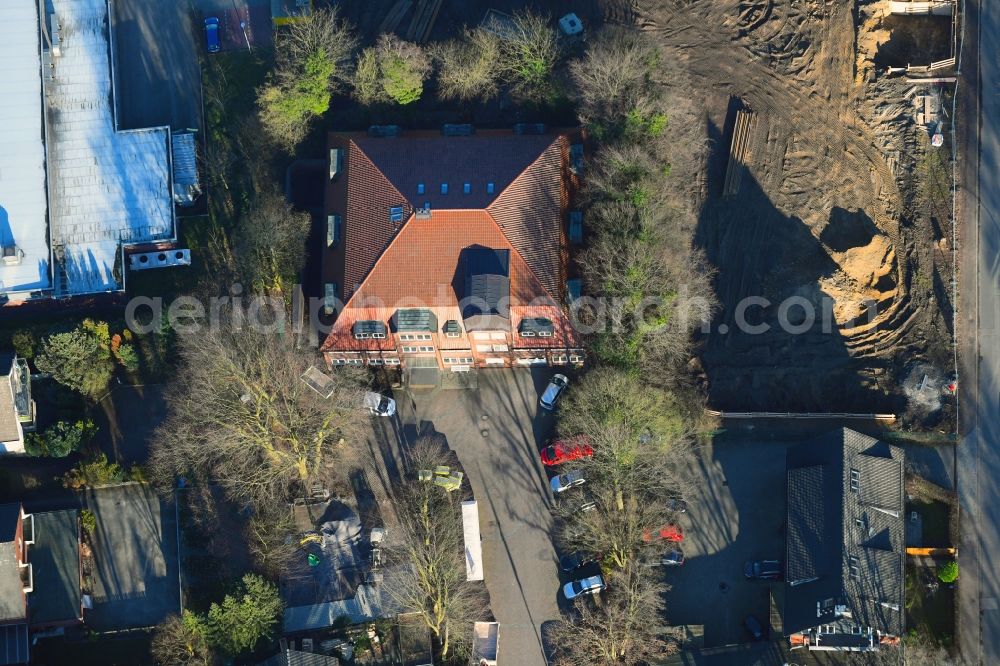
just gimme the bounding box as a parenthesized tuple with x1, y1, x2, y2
(563, 574, 605, 600)
(550, 469, 585, 494)
(363, 392, 396, 416)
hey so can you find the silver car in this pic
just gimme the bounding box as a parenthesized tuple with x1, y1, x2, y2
(539, 374, 569, 411)
(363, 392, 396, 416)
(550, 469, 585, 493)
(563, 574, 605, 600)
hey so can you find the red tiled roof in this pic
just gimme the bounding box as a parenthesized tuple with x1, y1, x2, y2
(341, 141, 412, 296)
(488, 138, 568, 300)
(321, 130, 581, 353)
(353, 133, 557, 210)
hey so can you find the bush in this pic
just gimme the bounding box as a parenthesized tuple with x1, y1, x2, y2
(11, 330, 36, 360)
(938, 560, 958, 583)
(24, 420, 97, 458)
(80, 509, 97, 535)
(63, 453, 124, 489)
(35, 324, 115, 399)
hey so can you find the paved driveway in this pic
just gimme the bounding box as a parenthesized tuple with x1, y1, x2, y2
(111, 0, 201, 130)
(397, 369, 561, 666)
(84, 484, 180, 630)
(664, 438, 789, 647)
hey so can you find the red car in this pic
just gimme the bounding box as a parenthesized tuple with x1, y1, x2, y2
(541, 436, 594, 466)
(642, 524, 684, 543)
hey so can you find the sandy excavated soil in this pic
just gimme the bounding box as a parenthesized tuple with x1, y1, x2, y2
(596, 0, 955, 415)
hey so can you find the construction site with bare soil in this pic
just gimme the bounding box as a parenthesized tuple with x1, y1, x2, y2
(621, 0, 959, 424)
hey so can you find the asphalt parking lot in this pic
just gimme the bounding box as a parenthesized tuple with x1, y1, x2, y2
(664, 438, 790, 648)
(84, 484, 181, 630)
(112, 0, 201, 130)
(397, 369, 563, 666)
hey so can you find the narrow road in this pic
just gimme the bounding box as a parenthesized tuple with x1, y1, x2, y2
(958, 0, 1000, 662)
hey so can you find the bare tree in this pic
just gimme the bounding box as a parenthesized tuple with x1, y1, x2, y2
(352, 47, 383, 105)
(569, 28, 663, 134)
(234, 187, 311, 292)
(258, 8, 357, 148)
(245, 505, 300, 578)
(382, 438, 490, 660)
(550, 566, 674, 665)
(151, 612, 214, 666)
(150, 321, 367, 509)
(432, 29, 502, 101)
(498, 10, 560, 100)
(554, 370, 700, 568)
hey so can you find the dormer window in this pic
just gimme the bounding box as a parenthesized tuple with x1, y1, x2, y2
(352, 320, 387, 340)
(519, 317, 554, 337)
(443, 320, 462, 338)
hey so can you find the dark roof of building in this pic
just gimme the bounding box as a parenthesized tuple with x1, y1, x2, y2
(0, 623, 28, 665)
(461, 247, 510, 325)
(784, 428, 905, 636)
(27, 510, 81, 626)
(257, 648, 340, 666)
(392, 308, 438, 332)
(0, 504, 23, 625)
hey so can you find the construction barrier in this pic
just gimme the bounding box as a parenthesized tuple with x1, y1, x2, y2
(706, 410, 897, 421)
(906, 547, 957, 557)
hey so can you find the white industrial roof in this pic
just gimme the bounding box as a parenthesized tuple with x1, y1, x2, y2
(46, 0, 174, 295)
(0, 0, 52, 296)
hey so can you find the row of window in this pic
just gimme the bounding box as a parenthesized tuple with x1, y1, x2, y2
(332, 357, 401, 366)
(398, 333, 432, 341)
(443, 357, 474, 365)
(401, 346, 435, 353)
(416, 182, 496, 196)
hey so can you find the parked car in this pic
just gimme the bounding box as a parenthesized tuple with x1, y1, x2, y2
(559, 552, 597, 573)
(642, 523, 684, 542)
(539, 374, 569, 411)
(363, 392, 396, 416)
(550, 469, 586, 494)
(563, 574, 605, 600)
(665, 497, 687, 513)
(541, 435, 594, 466)
(204, 17, 221, 53)
(744, 615, 764, 641)
(744, 559, 782, 580)
(661, 549, 685, 566)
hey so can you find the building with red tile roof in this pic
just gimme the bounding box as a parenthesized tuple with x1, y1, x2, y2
(320, 128, 585, 376)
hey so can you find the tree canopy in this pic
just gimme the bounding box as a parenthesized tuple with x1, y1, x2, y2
(35, 322, 115, 399)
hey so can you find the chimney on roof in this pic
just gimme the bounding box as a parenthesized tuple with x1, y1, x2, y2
(415, 202, 432, 219)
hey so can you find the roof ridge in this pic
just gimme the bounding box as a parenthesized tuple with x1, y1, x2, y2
(487, 134, 563, 211)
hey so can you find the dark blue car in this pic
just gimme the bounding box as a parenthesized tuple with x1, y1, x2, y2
(204, 17, 221, 53)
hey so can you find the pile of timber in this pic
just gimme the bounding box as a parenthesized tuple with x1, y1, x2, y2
(405, 0, 443, 43)
(723, 109, 756, 197)
(378, 0, 413, 34)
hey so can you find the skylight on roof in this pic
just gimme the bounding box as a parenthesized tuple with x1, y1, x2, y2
(463, 182, 471, 194)
(389, 205, 405, 222)
(486, 182, 495, 194)
(417, 183, 425, 195)
(441, 183, 448, 195)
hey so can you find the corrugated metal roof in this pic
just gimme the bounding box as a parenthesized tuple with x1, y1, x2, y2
(46, 0, 174, 295)
(0, 0, 52, 297)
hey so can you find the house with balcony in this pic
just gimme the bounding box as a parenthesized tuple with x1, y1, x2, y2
(0, 354, 35, 455)
(784, 428, 905, 652)
(319, 127, 586, 380)
(0, 503, 83, 665)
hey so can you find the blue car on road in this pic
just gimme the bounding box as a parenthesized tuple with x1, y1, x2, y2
(204, 17, 221, 53)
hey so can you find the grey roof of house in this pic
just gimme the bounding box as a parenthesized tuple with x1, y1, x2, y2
(784, 428, 905, 636)
(0, 356, 20, 445)
(0, 541, 24, 623)
(461, 248, 510, 327)
(0, 623, 28, 665)
(27, 510, 81, 626)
